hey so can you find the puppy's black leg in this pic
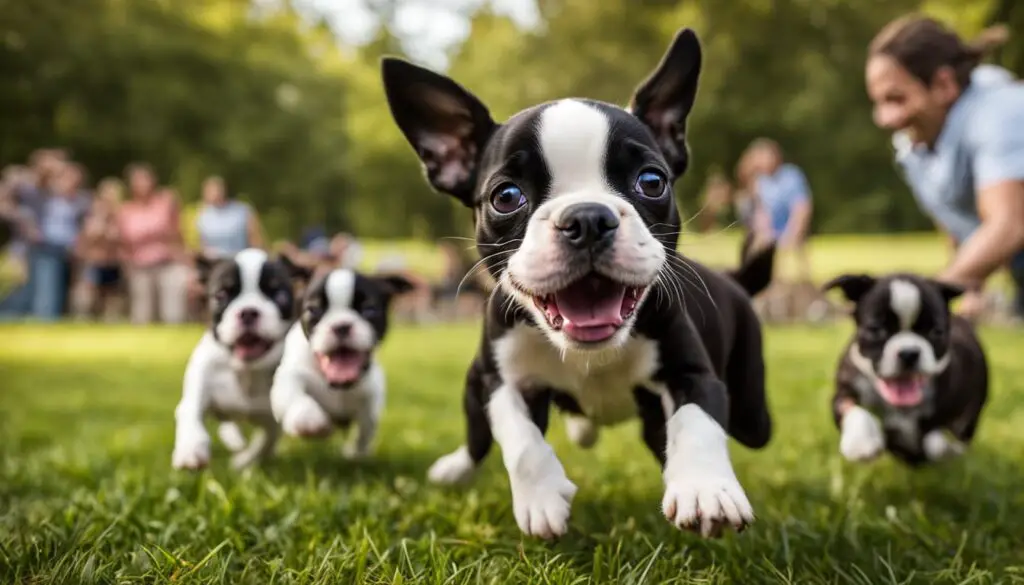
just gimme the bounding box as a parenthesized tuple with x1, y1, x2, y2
(723, 303, 772, 449)
(427, 357, 493, 485)
(634, 387, 667, 467)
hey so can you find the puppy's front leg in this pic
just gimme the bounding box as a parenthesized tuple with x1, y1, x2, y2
(488, 385, 576, 539)
(427, 358, 495, 485)
(344, 378, 385, 460)
(272, 369, 333, 439)
(172, 353, 214, 470)
(231, 421, 280, 470)
(658, 374, 754, 537)
(834, 394, 884, 463)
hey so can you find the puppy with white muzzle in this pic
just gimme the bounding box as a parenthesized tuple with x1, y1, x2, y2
(270, 268, 414, 459)
(381, 28, 776, 539)
(823, 273, 989, 466)
(171, 248, 311, 471)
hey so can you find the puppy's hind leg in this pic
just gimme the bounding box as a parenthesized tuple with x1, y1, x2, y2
(564, 416, 599, 449)
(217, 421, 248, 453)
(723, 305, 772, 449)
(231, 421, 280, 470)
(428, 360, 494, 485)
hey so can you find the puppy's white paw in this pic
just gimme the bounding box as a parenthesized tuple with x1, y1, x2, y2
(172, 426, 211, 470)
(922, 429, 965, 461)
(565, 416, 599, 449)
(281, 396, 333, 438)
(840, 405, 885, 462)
(662, 467, 754, 537)
(230, 449, 261, 470)
(341, 442, 371, 461)
(427, 446, 477, 485)
(217, 421, 247, 453)
(509, 445, 577, 539)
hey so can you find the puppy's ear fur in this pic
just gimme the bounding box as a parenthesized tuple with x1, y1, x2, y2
(628, 28, 703, 179)
(929, 279, 966, 304)
(375, 273, 417, 299)
(381, 57, 498, 207)
(822, 273, 876, 303)
(278, 253, 314, 285)
(194, 253, 219, 286)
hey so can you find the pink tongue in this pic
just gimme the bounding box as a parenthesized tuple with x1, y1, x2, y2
(877, 378, 924, 406)
(234, 341, 267, 360)
(317, 352, 365, 385)
(554, 276, 626, 342)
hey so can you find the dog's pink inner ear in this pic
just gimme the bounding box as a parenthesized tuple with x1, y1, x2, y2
(417, 132, 477, 192)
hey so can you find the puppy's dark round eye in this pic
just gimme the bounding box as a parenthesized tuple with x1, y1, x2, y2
(635, 171, 668, 199)
(362, 304, 380, 319)
(864, 324, 886, 340)
(929, 327, 946, 339)
(305, 305, 324, 319)
(213, 290, 230, 303)
(490, 184, 527, 214)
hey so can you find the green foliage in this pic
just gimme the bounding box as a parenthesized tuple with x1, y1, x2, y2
(0, 0, 1019, 240)
(2, 321, 1024, 583)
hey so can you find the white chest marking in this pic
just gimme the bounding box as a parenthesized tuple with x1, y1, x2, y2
(492, 325, 660, 426)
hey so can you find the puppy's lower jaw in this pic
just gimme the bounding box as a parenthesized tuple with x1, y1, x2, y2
(839, 405, 885, 462)
(513, 272, 648, 345)
(875, 373, 927, 408)
(230, 333, 274, 362)
(662, 404, 754, 537)
(314, 347, 369, 388)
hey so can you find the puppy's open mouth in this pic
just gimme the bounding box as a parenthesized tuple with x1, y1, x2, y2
(232, 333, 273, 362)
(875, 374, 926, 407)
(315, 347, 368, 388)
(529, 273, 646, 343)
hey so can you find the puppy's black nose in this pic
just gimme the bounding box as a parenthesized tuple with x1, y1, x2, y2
(239, 309, 259, 326)
(557, 203, 620, 250)
(333, 323, 352, 338)
(897, 347, 921, 368)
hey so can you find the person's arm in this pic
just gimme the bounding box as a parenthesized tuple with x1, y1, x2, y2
(778, 166, 812, 247)
(939, 96, 1024, 289)
(246, 206, 266, 250)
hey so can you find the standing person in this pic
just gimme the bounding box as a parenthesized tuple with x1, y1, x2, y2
(29, 161, 92, 321)
(73, 177, 124, 320)
(116, 163, 191, 325)
(744, 138, 815, 283)
(865, 17, 1024, 320)
(195, 175, 265, 259)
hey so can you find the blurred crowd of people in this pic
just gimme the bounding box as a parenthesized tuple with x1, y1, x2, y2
(0, 148, 489, 325)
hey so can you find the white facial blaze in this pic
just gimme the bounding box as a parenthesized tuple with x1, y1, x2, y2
(309, 269, 377, 354)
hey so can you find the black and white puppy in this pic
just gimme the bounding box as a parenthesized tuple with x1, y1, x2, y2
(823, 273, 988, 466)
(380, 28, 774, 539)
(172, 248, 311, 470)
(270, 268, 414, 458)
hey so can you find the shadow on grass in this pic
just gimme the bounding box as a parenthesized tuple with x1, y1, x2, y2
(260, 442, 433, 488)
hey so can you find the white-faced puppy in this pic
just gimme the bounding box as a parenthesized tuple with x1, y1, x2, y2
(270, 268, 414, 459)
(380, 28, 775, 540)
(171, 248, 311, 471)
(823, 273, 988, 466)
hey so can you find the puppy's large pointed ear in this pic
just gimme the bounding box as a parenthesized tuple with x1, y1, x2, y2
(822, 273, 876, 303)
(278, 253, 314, 286)
(628, 28, 703, 179)
(374, 273, 417, 299)
(381, 57, 498, 207)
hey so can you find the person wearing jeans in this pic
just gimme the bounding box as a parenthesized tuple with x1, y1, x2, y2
(117, 164, 190, 325)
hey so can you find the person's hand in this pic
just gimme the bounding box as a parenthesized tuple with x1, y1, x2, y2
(956, 290, 988, 321)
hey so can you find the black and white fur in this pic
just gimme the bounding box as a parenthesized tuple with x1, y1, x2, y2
(171, 248, 310, 470)
(381, 29, 774, 539)
(270, 268, 413, 458)
(824, 273, 988, 466)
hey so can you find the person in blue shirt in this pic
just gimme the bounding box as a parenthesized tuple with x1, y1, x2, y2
(742, 138, 815, 285)
(195, 175, 265, 259)
(866, 16, 1024, 319)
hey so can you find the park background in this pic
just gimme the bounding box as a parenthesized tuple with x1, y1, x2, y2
(3, 1, 1024, 584)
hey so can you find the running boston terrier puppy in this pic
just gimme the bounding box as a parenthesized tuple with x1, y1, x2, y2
(380, 28, 775, 539)
(270, 268, 414, 459)
(171, 248, 311, 471)
(823, 272, 989, 466)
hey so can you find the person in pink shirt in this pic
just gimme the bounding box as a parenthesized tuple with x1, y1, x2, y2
(116, 163, 190, 325)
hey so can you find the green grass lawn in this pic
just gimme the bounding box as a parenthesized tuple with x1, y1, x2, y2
(2, 322, 1023, 584)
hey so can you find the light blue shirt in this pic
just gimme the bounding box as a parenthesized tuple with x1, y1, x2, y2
(197, 200, 251, 258)
(894, 64, 1024, 274)
(40, 195, 87, 249)
(754, 163, 811, 238)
